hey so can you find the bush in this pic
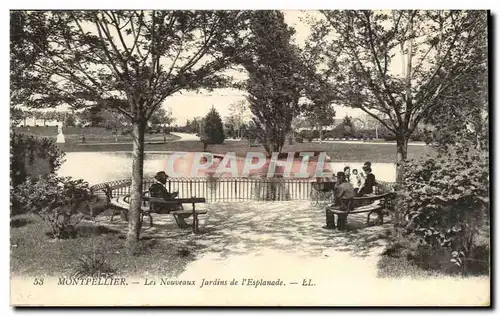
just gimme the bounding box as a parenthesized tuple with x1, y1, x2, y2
(332, 124, 348, 139)
(10, 132, 65, 215)
(10, 132, 65, 187)
(203, 107, 225, 144)
(295, 136, 303, 143)
(323, 130, 333, 139)
(354, 129, 377, 140)
(300, 130, 314, 142)
(410, 128, 426, 141)
(14, 174, 93, 239)
(396, 144, 489, 275)
(71, 251, 116, 278)
(121, 128, 132, 135)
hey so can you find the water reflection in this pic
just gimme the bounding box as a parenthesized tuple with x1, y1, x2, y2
(57, 152, 397, 185)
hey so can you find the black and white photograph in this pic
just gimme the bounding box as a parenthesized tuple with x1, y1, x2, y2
(8, 6, 490, 306)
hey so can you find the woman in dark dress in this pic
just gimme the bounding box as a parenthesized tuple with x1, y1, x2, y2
(358, 166, 376, 196)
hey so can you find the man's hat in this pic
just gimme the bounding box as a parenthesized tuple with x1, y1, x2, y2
(155, 171, 168, 180)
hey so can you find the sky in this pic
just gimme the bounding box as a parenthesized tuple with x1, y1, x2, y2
(164, 10, 363, 125)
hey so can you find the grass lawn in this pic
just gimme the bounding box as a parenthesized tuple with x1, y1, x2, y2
(15, 127, 434, 162)
(61, 139, 434, 163)
(14, 126, 181, 144)
(10, 212, 196, 278)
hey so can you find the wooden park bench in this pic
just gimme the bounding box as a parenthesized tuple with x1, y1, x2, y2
(110, 194, 207, 233)
(324, 192, 396, 230)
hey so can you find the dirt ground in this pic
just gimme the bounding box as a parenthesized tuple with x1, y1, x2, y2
(91, 201, 490, 306)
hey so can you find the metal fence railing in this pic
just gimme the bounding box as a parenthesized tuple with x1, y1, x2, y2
(90, 177, 396, 203)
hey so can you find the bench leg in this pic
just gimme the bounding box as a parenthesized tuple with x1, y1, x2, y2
(325, 209, 336, 229)
(120, 210, 128, 222)
(109, 208, 124, 223)
(146, 212, 153, 227)
(173, 214, 190, 229)
(377, 211, 384, 225)
(192, 214, 199, 234)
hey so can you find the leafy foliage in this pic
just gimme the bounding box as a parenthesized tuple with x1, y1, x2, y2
(203, 107, 225, 144)
(149, 108, 174, 128)
(10, 10, 252, 247)
(306, 10, 488, 182)
(10, 11, 51, 107)
(14, 174, 93, 239)
(71, 251, 116, 278)
(10, 132, 65, 188)
(238, 11, 308, 155)
(225, 100, 251, 139)
(397, 143, 489, 274)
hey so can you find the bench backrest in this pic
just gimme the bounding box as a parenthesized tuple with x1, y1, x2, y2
(340, 192, 396, 202)
(144, 196, 206, 204)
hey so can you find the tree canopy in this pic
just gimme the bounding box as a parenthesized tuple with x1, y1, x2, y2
(238, 11, 308, 154)
(306, 10, 488, 181)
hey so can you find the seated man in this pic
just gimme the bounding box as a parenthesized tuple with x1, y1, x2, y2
(149, 171, 190, 228)
(328, 171, 356, 230)
(334, 171, 356, 208)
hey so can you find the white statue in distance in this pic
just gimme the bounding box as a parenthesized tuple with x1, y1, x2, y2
(56, 121, 65, 144)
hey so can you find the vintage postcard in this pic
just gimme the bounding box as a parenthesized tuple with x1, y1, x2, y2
(9, 8, 490, 306)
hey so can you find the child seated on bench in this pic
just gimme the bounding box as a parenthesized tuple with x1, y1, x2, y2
(149, 171, 190, 227)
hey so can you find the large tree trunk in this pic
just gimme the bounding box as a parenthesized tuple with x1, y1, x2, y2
(126, 119, 146, 254)
(319, 125, 323, 144)
(396, 135, 408, 184)
(272, 139, 284, 154)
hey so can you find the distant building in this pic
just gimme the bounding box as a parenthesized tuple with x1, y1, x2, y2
(297, 118, 345, 131)
(16, 117, 59, 127)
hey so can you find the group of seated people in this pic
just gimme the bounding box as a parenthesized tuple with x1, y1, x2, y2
(333, 161, 378, 206)
(344, 161, 377, 197)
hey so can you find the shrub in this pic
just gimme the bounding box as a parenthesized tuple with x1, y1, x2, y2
(323, 130, 333, 139)
(14, 174, 93, 239)
(71, 251, 116, 278)
(396, 144, 489, 275)
(10, 132, 65, 187)
(121, 128, 132, 135)
(10, 132, 66, 215)
(295, 136, 304, 143)
(410, 128, 426, 141)
(203, 107, 225, 144)
(354, 129, 377, 140)
(300, 130, 314, 142)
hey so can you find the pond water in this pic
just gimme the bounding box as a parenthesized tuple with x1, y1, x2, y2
(57, 152, 397, 185)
